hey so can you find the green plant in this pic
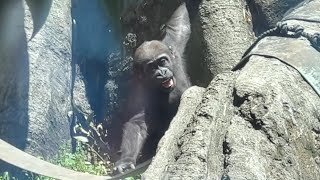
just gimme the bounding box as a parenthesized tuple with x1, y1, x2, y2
(54, 143, 109, 175)
(0, 142, 110, 180)
(0, 172, 14, 180)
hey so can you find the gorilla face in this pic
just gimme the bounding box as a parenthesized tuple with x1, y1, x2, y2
(145, 53, 176, 92)
(134, 40, 177, 93)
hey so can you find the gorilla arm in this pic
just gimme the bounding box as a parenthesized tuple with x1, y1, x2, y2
(115, 110, 148, 173)
(162, 2, 191, 56)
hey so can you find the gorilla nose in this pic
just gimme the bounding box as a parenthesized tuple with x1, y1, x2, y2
(160, 69, 168, 76)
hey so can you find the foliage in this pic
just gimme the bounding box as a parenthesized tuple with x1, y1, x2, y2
(54, 143, 110, 175)
(0, 172, 15, 180)
(0, 141, 142, 180)
(0, 142, 110, 180)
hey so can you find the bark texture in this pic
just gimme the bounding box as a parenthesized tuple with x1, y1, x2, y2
(143, 47, 320, 180)
(199, 0, 255, 77)
(143, 0, 320, 179)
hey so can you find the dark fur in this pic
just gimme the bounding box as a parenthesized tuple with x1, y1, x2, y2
(115, 3, 191, 173)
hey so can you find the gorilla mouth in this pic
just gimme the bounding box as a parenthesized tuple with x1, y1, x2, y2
(162, 78, 174, 89)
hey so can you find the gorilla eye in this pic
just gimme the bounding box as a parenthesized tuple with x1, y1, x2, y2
(158, 57, 168, 66)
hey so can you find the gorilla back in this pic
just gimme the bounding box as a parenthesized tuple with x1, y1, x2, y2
(115, 3, 191, 173)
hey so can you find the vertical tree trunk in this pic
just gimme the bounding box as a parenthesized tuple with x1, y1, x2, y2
(199, 0, 255, 77)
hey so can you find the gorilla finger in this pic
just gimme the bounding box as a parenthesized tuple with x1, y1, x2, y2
(118, 166, 124, 174)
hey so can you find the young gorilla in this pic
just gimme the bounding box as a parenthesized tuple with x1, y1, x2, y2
(115, 3, 191, 173)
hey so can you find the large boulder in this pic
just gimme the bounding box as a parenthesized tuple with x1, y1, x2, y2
(0, 0, 72, 164)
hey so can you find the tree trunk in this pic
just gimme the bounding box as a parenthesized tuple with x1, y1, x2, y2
(198, 0, 255, 77)
(143, 0, 320, 179)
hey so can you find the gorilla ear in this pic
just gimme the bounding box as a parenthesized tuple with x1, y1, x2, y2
(162, 3, 191, 56)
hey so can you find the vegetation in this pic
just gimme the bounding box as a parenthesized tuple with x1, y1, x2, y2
(0, 142, 109, 180)
(0, 141, 141, 180)
(56, 144, 109, 175)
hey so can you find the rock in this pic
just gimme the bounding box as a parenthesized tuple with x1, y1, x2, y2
(0, 0, 72, 161)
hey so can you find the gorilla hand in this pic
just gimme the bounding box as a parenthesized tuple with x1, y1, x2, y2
(114, 157, 136, 173)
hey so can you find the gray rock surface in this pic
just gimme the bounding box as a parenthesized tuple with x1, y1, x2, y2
(0, 0, 29, 152)
(247, 0, 304, 34)
(72, 64, 93, 116)
(24, 0, 72, 158)
(0, 0, 72, 160)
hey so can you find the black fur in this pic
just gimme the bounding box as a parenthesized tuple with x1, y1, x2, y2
(115, 3, 191, 173)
